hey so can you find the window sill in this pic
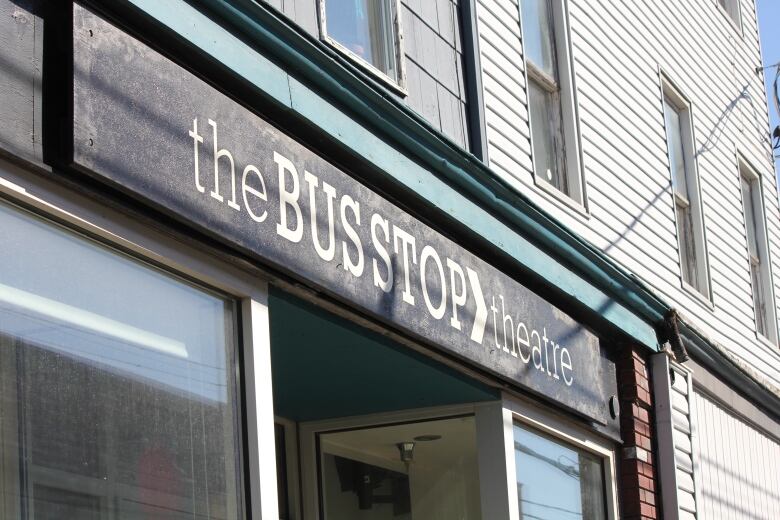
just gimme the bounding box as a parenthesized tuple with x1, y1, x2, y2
(533, 176, 590, 220)
(755, 330, 779, 350)
(681, 280, 714, 310)
(321, 35, 409, 98)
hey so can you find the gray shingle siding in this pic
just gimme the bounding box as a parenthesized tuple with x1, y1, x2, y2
(263, 0, 470, 149)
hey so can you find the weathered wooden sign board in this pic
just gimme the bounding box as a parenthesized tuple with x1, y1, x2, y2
(71, 4, 617, 425)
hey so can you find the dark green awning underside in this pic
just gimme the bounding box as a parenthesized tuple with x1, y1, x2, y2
(270, 288, 498, 422)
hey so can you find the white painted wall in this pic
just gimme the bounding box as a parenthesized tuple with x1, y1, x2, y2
(692, 390, 780, 519)
(476, 0, 780, 388)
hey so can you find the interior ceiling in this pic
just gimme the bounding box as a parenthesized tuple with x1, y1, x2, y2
(269, 288, 498, 422)
(321, 415, 478, 473)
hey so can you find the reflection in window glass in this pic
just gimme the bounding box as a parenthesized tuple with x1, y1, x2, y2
(521, 0, 573, 199)
(718, 0, 740, 27)
(676, 202, 697, 287)
(663, 98, 688, 199)
(0, 202, 242, 519)
(514, 422, 606, 520)
(529, 80, 565, 192)
(662, 92, 707, 295)
(520, 0, 557, 78)
(741, 173, 772, 339)
(319, 416, 481, 520)
(325, 0, 399, 82)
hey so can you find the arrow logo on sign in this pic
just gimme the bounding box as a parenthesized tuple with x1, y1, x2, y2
(466, 268, 488, 345)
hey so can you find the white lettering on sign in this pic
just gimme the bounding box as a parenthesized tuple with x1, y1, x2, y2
(393, 225, 417, 306)
(420, 245, 446, 320)
(188, 118, 206, 193)
(467, 268, 488, 344)
(242, 165, 268, 223)
(208, 119, 241, 211)
(340, 194, 364, 277)
(188, 118, 576, 388)
(446, 258, 467, 331)
(371, 213, 393, 293)
(274, 151, 304, 243)
(304, 171, 337, 261)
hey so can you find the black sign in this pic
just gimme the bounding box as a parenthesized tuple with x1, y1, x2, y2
(71, 4, 616, 424)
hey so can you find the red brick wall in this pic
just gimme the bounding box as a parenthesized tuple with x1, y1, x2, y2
(617, 345, 659, 520)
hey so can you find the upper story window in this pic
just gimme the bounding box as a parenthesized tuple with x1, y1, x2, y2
(717, 0, 742, 30)
(520, 0, 585, 206)
(319, 0, 405, 90)
(739, 158, 778, 343)
(661, 79, 711, 299)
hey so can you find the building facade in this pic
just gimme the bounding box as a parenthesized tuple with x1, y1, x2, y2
(0, 1, 776, 520)
(473, 0, 780, 518)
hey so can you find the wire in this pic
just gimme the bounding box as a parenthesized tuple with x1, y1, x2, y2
(515, 442, 580, 479)
(520, 498, 583, 516)
(756, 61, 780, 71)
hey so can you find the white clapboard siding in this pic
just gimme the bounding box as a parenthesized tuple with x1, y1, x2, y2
(477, 0, 780, 387)
(476, 0, 533, 187)
(653, 357, 700, 520)
(692, 390, 780, 520)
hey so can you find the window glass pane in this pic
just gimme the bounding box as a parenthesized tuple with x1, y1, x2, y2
(676, 202, 697, 287)
(319, 416, 481, 520)
(520, 0, 557, 78)
(742, 177, 759, 258)
(514, 423, 606, 520)
(718, 0, 740, 25)
(0, 202, 242, 519)
(325, 0, 398, 81)
(741, 174, 771, 337)
(751, 262, 767, 336)
(529, 79, 566, 193)
(32, 486, 101, 520)
(663, 98, 688, 199)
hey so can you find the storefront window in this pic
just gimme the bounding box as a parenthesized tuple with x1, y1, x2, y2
(318, 416, 481, 520)
(0, 201, 243, 519)
(514, 422, 606, 520)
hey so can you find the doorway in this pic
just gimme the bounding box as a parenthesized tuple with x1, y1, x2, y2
(268, 289, 498, 520)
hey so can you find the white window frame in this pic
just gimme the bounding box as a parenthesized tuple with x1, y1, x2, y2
(737, 154, 779, 344)
(0, 157, 279, 520)
(275, 416, 302, 520)
(505, 393, 620, 520)
(519, 0, 587, 211)
(716, 0, 743, 34)
(298, 401, 522, 520)
(659, 74, 712, 301)
(317, 0, 407, 95)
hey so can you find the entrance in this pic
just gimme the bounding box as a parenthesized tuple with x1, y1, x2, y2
(268, 289, 499, 520)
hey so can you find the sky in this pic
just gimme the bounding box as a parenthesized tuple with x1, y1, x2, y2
(757, 0, 780, 172)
